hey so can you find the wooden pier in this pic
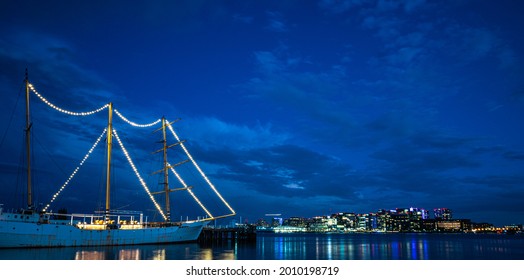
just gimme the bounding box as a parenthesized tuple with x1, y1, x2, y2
(198, 225, 256, 243)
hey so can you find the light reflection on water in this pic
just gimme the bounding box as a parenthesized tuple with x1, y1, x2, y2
(0, 233, 523, 260)
(254, 233, 524, 260)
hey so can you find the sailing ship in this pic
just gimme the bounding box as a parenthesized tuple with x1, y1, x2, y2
(0, 71, 235, 247)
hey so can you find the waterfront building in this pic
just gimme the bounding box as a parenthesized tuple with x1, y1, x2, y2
(436, 220, 461, 231)
(369, 213, 379, 230)
(256, 218, 270, 227)
(273, 226, 307, 233)
(308, 216, 337, 232)
(357, 214, 369, 231)
(271, 217, 283, 227)
(421, 219, 436, 232)
(389, 209, 411, 231)
(330, 213, 354, 231)
(325, 216, 337, 231)
(503, 225, 523, 234)
(471, 222, 494, 232)
(408, 207, 426, 231)
(434, 208, 452, 220)
(283, 217, 307, 228)
(375, 209, 390, 231)
(409, 207, 429, 220)
(309, 216, 328, 232)
(435, 219, 471, 232)
(252, 206, 515, 234)
(343, 213, 358, 230)
(421, 209, 429, 220)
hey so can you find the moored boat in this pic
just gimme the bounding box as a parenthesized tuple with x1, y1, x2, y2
(0, 71, 235, 248)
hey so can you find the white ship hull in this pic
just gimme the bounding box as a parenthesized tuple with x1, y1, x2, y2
(0, 211, 206, 248)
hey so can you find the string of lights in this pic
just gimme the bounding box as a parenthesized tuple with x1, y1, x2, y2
(112, 129, 167, 220)
(114, 109, 161, 127)
(43, 128, 107, 212)
(167, 162, 214, 218)
(29, 83, 109, 116)
(166, 120, 236, 215)
(27, 83, 232, 220)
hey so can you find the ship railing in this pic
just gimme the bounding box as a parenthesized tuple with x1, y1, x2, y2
(49, 212, 149, 227)
(44, 212, 229, 227)
(173, 213, 235, 224)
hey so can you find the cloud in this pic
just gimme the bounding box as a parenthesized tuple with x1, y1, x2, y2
(265, 11, 289, 32)
(253, 51, 289, 75)
(497, 46, 518, 69)
(461, 28, 498, 61)
(318, 0, 366, 14)
(318, 0, 428, 15)
(502, 151, 524, 161)
(233, 14, 254, 24)
(402, 0, 426, 13)
(178, 116, 289, 150)
(245, 48, 456, 155)
(245, 50, 377, 149)
(189, 143, 359, 200)
(284, 182, 305, 190)
(0, 31, 113, 142)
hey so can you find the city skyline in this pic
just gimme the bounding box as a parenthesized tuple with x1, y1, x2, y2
(249, 206, 517, 229)
(1, 1, 524, 226)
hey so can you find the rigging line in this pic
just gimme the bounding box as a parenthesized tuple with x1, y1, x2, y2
(167, 162, 214, 218)
(28, 83, 109, 116)
(112, 128, 167, 220)
(0, 81, 24, 149)
(32, 132, 68, 177)
(166, 119, 235, 215)
(114, 109, 161, 128)
(43, 128, 107, 212)
(15, 132, 26, 206)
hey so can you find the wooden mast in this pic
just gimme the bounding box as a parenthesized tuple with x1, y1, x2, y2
(24, 69, 33, 210)
(162, 117, 171, 221)
(152, 118, 184, 222)
(105, 102, 113, 221)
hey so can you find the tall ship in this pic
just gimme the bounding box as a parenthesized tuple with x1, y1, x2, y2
(0, 71, 235, 247)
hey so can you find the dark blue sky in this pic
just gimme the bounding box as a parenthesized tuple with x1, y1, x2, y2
(1, 0, 523, 226)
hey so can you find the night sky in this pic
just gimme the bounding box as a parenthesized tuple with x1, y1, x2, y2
(1, 0, 523, 226)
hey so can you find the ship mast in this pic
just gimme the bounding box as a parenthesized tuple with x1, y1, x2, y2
(162, 117, 171, 221)
(105, 102, 113, 221)
(152, 117, 187, 222)
(24, 69, 33, 210)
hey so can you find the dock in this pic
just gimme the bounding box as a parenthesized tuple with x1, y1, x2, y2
(198, 225, 256, 242)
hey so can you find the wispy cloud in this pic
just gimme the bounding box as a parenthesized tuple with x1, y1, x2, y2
(265, 11, 289, 32)
(233, 14, 254, 24)
(179, 116, 289, 150)
(318, 0, 366, 14)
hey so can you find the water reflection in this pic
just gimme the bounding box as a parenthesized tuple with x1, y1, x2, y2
(0, 233, 523, 260)
(152, 249, 165, 260)
(74, 248, 142, 260)
(253, 233, 524, 260)
(66, 242, 237, 260)
(75, 250, 107, 260)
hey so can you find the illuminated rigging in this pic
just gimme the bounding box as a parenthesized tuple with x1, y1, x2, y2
(168, 162, 214, 219)
(29, 83, 109, 116)
(42, 128, 107, 212)
(166, 119, 236, 216)
(27, 82, 234, 222)
(112, 128, 167, 221)
(114, 109, 161, 127)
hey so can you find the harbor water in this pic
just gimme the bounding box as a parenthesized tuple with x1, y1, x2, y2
(0, 233, 523, 260)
